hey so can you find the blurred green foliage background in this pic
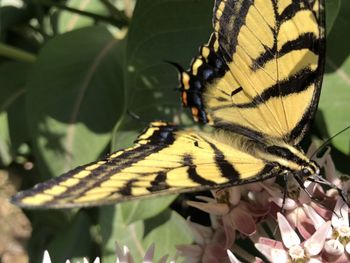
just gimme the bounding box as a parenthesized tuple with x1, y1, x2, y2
(0, 0, 349, 262)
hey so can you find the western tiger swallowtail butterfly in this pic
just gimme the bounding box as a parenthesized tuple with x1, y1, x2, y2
(12, 0, 326, 208)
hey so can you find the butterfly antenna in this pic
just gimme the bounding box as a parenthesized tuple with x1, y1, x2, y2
(311, 124, 350, 159)
(163, 60, 186, 91)
(163, 60, 185, 73)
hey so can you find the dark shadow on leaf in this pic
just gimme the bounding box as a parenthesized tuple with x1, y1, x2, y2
(143, 209, 172, 237)
(325, 1, 350, 74)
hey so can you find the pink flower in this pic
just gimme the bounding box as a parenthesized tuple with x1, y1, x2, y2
(227, 250, 241, 263)
(176, 219, 230, 263)
(262, 179, 320, 239)
(323, 198, 350, 262)
(115, 243, 170, 263)
(255, 213, 331, 263)
(187, 185, 270, 247)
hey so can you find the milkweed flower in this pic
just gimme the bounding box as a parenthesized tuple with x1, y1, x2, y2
(177, 145, 348, 263)
(176, 219, 230, 263)
(227, 249, 242, 263)
(255, 213, 331, 263)
(187, 183, 272, 247)
(323, 198, 350, 262)
(115, 243, 170, 263)
(42, 250, 100, 263)
(41, 243, 170, 263)
(261, 179, 324, 240)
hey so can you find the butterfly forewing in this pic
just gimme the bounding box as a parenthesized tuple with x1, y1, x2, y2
(181, 0, 325, 145)
(12, 122, 276, 208)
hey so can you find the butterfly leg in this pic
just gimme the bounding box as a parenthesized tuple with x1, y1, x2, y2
(293, 173, 329, 207)
(281, 172, 289, 212)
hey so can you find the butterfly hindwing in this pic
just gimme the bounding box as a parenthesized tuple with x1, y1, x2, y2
(181, 0, 325, 145)
(12, 122, 276, 208)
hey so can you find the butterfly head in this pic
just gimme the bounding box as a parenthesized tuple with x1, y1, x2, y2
(300, 160, 320, 178)
(264, 144, 320, 178)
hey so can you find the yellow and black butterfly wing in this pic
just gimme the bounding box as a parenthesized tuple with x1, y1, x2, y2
(180, 0, 325, 145)
(12, 122, 276, 208)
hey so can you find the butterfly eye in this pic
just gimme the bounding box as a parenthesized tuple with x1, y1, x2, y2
(302, 168, 311, 176)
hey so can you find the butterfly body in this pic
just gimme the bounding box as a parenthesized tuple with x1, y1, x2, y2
(12, 0, 325, 208)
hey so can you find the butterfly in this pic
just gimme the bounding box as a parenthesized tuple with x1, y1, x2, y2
(12, 0, 326, 208)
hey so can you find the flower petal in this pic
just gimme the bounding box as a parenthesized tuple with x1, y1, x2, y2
(116, 243, 129, 263)
(227, 250, 241, 263)
(260, 184, 283, 199)
(304, 221, 331, 256)
(228, 187, 242, 205)
(212, 227, 232, 249)
(324, 239, 344, 256)
(269, 197, 296, 210)
(157, 255, 169, 263)
(186, 219, 213, 245)
(205, 244, 229, 261)
(307, 259, 322, 263)
(255, 243, 288, 263)
(277, 213, 300, 248)
(176, 244, 202, 257)
(187, 201, 229, 215)
(257, 237, 284, 249)
(246, 182, 264, 192)
(143, 244, 155, 262)
(231, 210, 256, 236)
(345, 242, 350, 254)
(298, 181, 314, 203)
(222, 217, 236, 247)
(254, 257, 265, 263)
(303, 204, 326, 229)
(332, 198, 349, 228)
(42, 251, 52, 263)
(324, 154, 341, 186)
(196, 196, 216, 203)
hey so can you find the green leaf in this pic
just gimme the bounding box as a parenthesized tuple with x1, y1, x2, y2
(26, 25, 124, 179)
(0, 62, 28, 112)
(27, 210, 73, 262)
(0, 62, 29, 163)
(100, 205, 145, 263)
(317, 0, 350, 166)
(326, 0, 341, 35)
(112, 0, 212, 150)
(119, 195, 177, 224)
(0, 43, 36, 62)
(106, 3, 213, 253)
(0, 113, 11, 166)
(100, 206, 192, 262)
(56, 0, 107, 33)
(47, 211, 93, 263)
(143, 209, 193, 261)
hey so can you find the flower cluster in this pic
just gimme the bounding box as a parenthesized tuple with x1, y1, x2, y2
(41, 147, 350, 263)
(176, 146, 350, 262)
(42, 243, 172, 263)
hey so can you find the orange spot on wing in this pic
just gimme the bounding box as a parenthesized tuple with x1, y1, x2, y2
(182, 92, 188, 106)
(191, 107, 199, 122)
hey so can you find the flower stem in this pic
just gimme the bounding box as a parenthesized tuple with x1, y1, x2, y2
(0, 43, 36, 62)
(37, 0, 129, 28)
